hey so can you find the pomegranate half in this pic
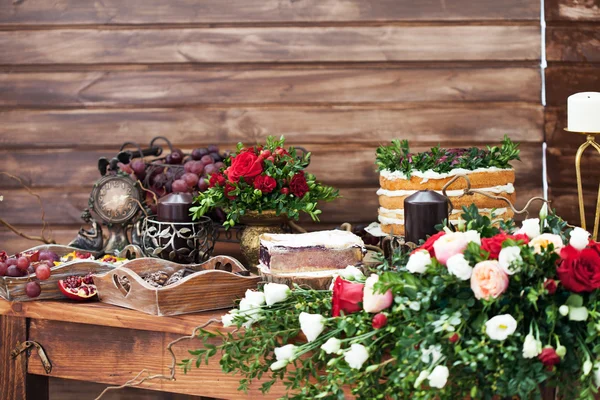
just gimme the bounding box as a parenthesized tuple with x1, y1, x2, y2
(58, 274, 97, 301)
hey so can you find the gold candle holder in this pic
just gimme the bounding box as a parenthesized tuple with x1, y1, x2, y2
(565, 129, 600, 240)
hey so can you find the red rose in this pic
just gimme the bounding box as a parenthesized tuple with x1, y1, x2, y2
(226, 152, 263, 183)
(511, 233, 530, 245)
(557, 245, 600, 292)
(253, 175, 277, 194)
(289, 172, 309, 198)
(538, 347, 560, 370)
(449, 333, 460, 343)
(224, 183, 237, 200)
(280, 187, 289, 195)
(544, 279, 558, 295)
(208, 172, 226, 188)
(332, 276, 364, 317)
(372, 313, 388, 329)
(414, 231, 445, 257)
(481, 233, 509, 259)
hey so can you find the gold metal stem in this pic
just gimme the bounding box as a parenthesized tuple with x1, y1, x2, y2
(574, 134, 600, 240)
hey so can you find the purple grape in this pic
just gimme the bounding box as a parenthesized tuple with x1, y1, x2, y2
(209, 152, 222, 162)
(184, 161, 194, 173)
(131, 160, 146, 175)
(166, 152, 182, 165)
(214, 162, 225, 171)
(39, 250, 59, 263)
(6, 257, 17, 266)
(172, 179, 188, 193)
(200, 155, 214, 166)
(204, 164, 217, 176)
(192, 148, 209, 160)
(197, 177, 209, 192)
(27, 266, 35, 274)
(182, 173, 199, 188)
(207, 144, 219, 153)
(0, 262, 7, 276)
(25, 281, 41, 298)
(189, 161, 204, 175)
(6, 265, 24, 277)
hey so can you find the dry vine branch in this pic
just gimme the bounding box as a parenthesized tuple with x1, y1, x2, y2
(94, 318, 222, 400)
(0, 172, 55, 244)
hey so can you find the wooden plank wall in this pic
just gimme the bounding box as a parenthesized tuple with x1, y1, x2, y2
(0, 1, 543, 256)
(545, 0, 600, 227)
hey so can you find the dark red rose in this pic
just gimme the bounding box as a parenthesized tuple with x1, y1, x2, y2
(226, 152, 263, 183)
(544, 279, 558, 295)
(332, 276, 364, 317)
(208, 172, 226, 188)
(289, 172, 309, 198)
(481, 233, 509, 259)
(510, 233, 530, 245)
(372, 313, 388, 329)
(557, 245, 600, 292)
(449, 333, 460, 343)
(253, 175, 277, 194)
(588, 240, 600, 255)
(414, 231, 445, 258)
(224, 183, 237, 200)
(538, 347, 560, 370)
(280, 187, 289, 195)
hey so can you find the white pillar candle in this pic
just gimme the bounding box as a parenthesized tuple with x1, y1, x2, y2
(568, 92, 600, 132)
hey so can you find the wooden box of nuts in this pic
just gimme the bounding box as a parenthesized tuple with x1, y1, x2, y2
(93, 256, 260, 316)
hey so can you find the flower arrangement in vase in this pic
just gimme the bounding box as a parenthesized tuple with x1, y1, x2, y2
(184, 205, 600, 400)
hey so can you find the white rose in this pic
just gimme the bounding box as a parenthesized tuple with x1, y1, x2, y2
(518, 218, 541, 239)
(244, 289, 266, 306)
(498, 246, 522, 275)
(406, 250, 431, 274)
(529, 233, 564, 254)
(414, 370, 429, 389)
(570, 227, 590, 251)
(421, 345, 443, 365)
(321, 337, 342, 354)
(522, 333, 542, 358)
(339, 265, 366, 281)
(344, 344, 369, 370)
(274, 344, 297, 362)
(569, 306, 589, 321)
(221, 312, 236, 327)
(299, 312, 326, 342)
(594, 364, 600, 387)
(264, 283, 291, 306)
(464, 230, 481, 245)
(485, 314, 517, 341)
(428, 365, 449, 389)
(446, 254, 473, 280)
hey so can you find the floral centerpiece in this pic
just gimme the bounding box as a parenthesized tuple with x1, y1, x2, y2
(191, 136, 339, 228)
(183, 206, 600, 399)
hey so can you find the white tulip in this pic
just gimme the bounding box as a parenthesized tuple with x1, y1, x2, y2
(339, 265, 366, 281)
(421, 345, 443, 365)
(518, 218, 541, 239)
(498, 246, 522, 275)
(569, 306, 589, 321)
(464, 230, 481, 245)
(522, 332, 542, 358)
(244, 289, 266, 306)
(570, 227, 590, 251)
(344, 344, 369, 370)
(428, 365, 449, 389)
(406, 250, 431, 274)
(263, 283, 291, 306)
(414, 370, 429, 389)
(299, 312, 326, 342)
(559, 305, 570, 316)
(321, 338, 342, 354)
(485, 314, 517, 341)
(446, 254, 473, 280)
(274, 344, 297, 362)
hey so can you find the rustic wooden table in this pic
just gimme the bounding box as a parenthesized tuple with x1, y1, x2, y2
(0, 300, 286, 400)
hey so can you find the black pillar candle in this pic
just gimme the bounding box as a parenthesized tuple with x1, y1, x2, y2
(157, 192, 194, 222)
(404, 190, 449, 244)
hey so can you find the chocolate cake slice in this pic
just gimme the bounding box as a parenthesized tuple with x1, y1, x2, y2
(259, 230, 365, 273)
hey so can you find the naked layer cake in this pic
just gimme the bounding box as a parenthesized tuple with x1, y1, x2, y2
(375, 136, 520, 235)
(259, 230, 365, 274)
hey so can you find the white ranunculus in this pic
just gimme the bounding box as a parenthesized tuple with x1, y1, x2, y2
(414, 370, 429, 389)
(569, 306, 589, 321)
(339, 265, 366, 281)
(594, 364, 600, 387)
(421, 345, 443, 365)
(485, 314, 517, 341)
(464, 230, 481, 245)
(570, 227, 591, 251)
(428, 365, 449, 389)
(406, 250, 431, 274)
(221, 312, 236, 327)
(529, 233, 564, 254)
(518, 218, 541, 239)
(299, 312, 326, 342)
(584, 358, 593, 376)
(274, 344, 297, 362)
(244, 289, 266, 306)
(270, 360, 288, 371)
(344, 344, 369, 370)
(522, 332, 542, 358)
(263, 283, 291, 306)
(321, 337, 342, 354)
(498, 246, 522, 275)
(446, 253, 473, 280)
(559, 305, 570, 316)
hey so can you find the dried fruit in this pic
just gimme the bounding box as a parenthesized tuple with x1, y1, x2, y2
(58, 274, 97, 301)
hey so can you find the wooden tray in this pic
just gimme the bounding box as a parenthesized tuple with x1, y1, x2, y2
(93, 256, 260, 316)
(0, 244, 111, 301)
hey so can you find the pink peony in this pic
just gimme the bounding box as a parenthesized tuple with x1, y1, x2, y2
(470, 260, 509, 300)
(433, 232, 469, 265)
(363, 275, 393, 313)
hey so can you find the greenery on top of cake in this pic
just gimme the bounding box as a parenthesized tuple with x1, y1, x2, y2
(375, 135, 520, 175)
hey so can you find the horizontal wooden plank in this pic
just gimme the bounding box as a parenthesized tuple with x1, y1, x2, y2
(547, 26, 600, 62)
(0, 26, 541, 64)
(0, 105, 545, 149)
(0, 0, 540, 25)
(545, 66, 600, 106)
(0, 67, 542, 107)
(548, 187, 596, 229)
(547, 146, 600, 190)
(546, 0, 600, 21)
(28, 319, 287, 398)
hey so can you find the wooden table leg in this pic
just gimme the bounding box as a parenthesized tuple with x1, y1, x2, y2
(0, 315, 49, 400)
